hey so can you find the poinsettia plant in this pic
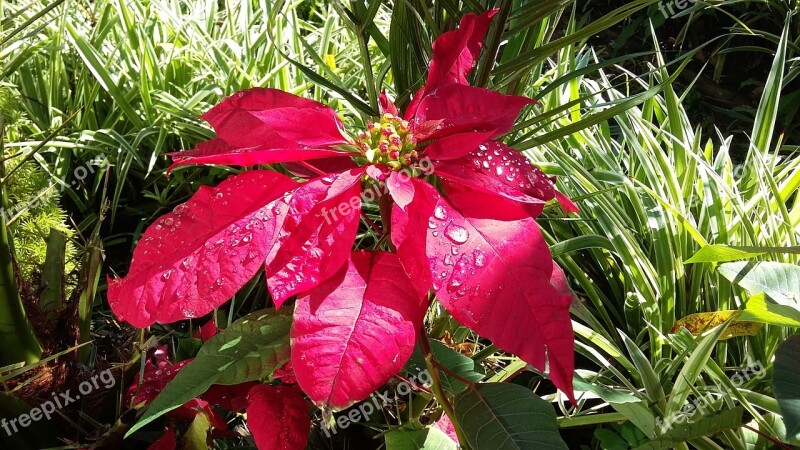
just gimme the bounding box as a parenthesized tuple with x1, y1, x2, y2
(111, 9, 578, 449)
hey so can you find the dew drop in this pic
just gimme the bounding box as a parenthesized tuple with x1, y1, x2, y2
(445, 224, 469, 244)
(433, 205, 447, 220)
(474, 251, 486, 267)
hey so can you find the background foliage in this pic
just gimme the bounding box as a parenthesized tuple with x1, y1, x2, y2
(0, 0, 798, 449)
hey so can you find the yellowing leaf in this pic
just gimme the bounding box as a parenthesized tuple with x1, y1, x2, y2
(670, 311, 762, 340)
(324, 54, 336, 70)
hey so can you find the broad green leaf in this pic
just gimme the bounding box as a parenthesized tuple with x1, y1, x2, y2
(633, 407, 743, 450)
(718, 261, 800, 307)
(385, 424, 458, 450)
(127, 308, 292, 436)
(773, 335, 800, 440)
(453, 383, 568, 450)
(740, 293, 800, 328)
(406, 340, 485, 393)
(670, 311, 762, 340)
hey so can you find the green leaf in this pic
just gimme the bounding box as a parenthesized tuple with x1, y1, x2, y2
(574, 377, 656, 438)
(685, 245, 800, 263)
(453, 383, 568, 450)
(718, 261, 800, 306)
(406, 340, 485, 393)
(127, 308, 292, 436)
(385, 424, 458, 450)
(740, 293, 800, 328)
(181, 410, 212, 450)
(773, 335, 800, 440)
(633, 407, 743, 450)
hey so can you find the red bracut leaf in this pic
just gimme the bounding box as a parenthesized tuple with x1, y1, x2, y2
(246, 384, 310, 450)
(108, 171, 298, 327)
(168, 138, 346, 172)
(386, 171, 415, 210)
(392, 179, 439, 297)
(201, 87, 347, 148)
(265, 169, 365, 307)
(291, 251, 427, 410)
(148, 426, 177, 450)
(426, 10, 498, 88)
(555, 190, 580, 214)
(404, 10, 497, 119)
(410, 83, 533, 140)
(434, 140, 554, 209)
(425, 190, 575, 401)
(379, 91, 399, 116)
(421, 131, 496, 161)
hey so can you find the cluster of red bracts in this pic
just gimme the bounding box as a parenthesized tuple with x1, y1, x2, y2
(110, 9, 578, 449)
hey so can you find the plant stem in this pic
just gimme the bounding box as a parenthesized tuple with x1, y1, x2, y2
(419, 324, 470, 449)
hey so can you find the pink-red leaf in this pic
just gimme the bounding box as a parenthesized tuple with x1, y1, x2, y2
(108, 171, 298, 327)
(202, 88, 347, 149)
(409, 83, 533, 140)
(148, 426, 177, 450)
(425, 190, 575, 401)
(421, 131, 496, 161)
(168, 138, 346, 172)
(291, 251, 427, 410)
(433, 141, 554, 211)
(392, 179, 439, 298)
(386, 171, 415, 210)
(426, 10, 497, 88)
(246, 384, 310, 450)
(379, 91, 399, 116)
(265, 169, 365, 307)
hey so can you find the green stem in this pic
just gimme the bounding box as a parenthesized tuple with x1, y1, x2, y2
(0, 115, 42, 366)
(557, 412, 626, 428)
(419, 324, 470, 449)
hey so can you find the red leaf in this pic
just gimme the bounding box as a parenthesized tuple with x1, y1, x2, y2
(426, 10, 498, 88)
(148, 426, 177, 450)
(386, 171, 415, 210)
(410, 83, 533, 140)
(283, 156, 358, 179)
(425, 191, 575, 401)
(127, 358, 193, 407)
(201, 88, 347, 149)
(202, 382, 258, 412)
(265, 169, 364, 307)
(379, 91, 399, 116)
(193, 320, 219, 342)
(433, 141, 554, 209)
(291, 251, 427, 409)
(246, 384, 310, 450)
(433, 415, 458, 443)
(404, 10, 497, 119)
(555, 190, 580, 215)
(108, 170, 298, 327)
(391, 179, 439, 298)
(421, 131, 496, 161)
(273, 361, 297, 384)
(168, 138, 346, 172)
